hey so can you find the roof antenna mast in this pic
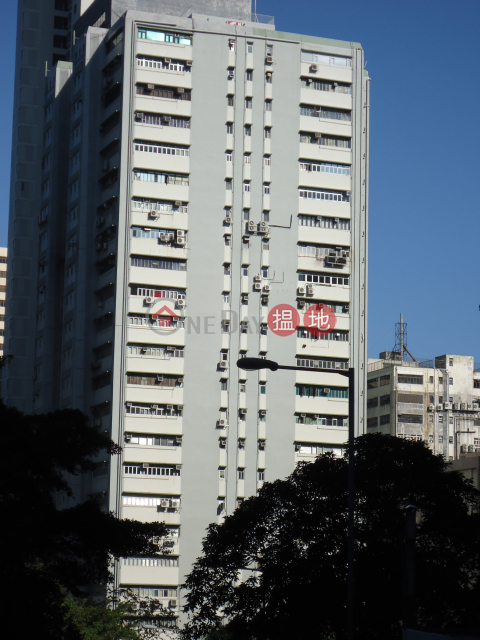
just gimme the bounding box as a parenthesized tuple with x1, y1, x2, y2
(393, 313, 417, 362)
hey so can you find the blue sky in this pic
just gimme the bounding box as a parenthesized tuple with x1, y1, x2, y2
(0, 0, 479, 361)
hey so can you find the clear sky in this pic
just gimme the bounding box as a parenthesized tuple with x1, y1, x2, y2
(0, 0, 479, 361)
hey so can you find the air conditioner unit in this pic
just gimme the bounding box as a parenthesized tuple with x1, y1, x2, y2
(254, 274, 262, 282)
(239, 408, 247, 416)
(263, 284, 271, 293)
(259, 222, 269, 233)
(219, 438, 227, 448)
(160, 232, 171, 242)
(467, 403, 473, 410)
(125, 433, 132, 441)
(259, 441, 266, 450)
(142, 463, 149, 469)
(298, 286, 306, 295)
(163, 115, 171, 122)
(157, 375, 164, 382)
(238, 439, 246, 449)
(336, 257, 347, 265)
(298, 299, 306, 308)
(254, 282, 262, 291)
(91, 361, 101, 370)
(295, 443, 301, 452)
(452, 403, 459, 410)
(152, 404, 158, 409)
(314, 132, 322, 139)
(315, 255, 324, 261)
(175, 436, 183, 446)
(145, 296, 154, 305)
(428, 404, 434, 411)
(225, 217, 232, 224)
(217, 419, 225, 427)
(266, 71, 273, 77)
(436, 405, 443, 411)
(310, 63, 318, 72)
(164, 58, 171, 64)
(149, 210, 160, 219)
(161, 499, 169, 508)
(134, 111, 143, 121)
(164, 539, 175, 548)
(147, 83, 155, 90)
(126, 402, 132, 407)
(247, 220, 257, 233)
(460, 444, 468, 453)
(140, 346, 148, 353)
(468, 445, 475, 453)
(96, 217, 105, 227)
(266, 55, 273, 63)
(186, 60, 193, 67)
(325, 256, 336, 265)
(219, 361, 228, 369)
(323, 388, 330, 394)
(175, 465, 181, 471)
(177, 87, 185, 94)
(261, 294, 269, 303)
(306, 285, 315, 295)
(342, 251, 349, 258)
(473, 404, 479, 411)
(176, 299, 186, 308)
(460, 403, 466, 410)
(444, 402, 452, 410)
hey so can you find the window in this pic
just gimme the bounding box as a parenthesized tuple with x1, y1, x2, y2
(439, 415, 443, 423)
(439, 377, 443, 385)
(398, 434, 423, 442)
(295, 385, 348, 399)
(299, 132, 351, 149)
(299, 188, 349, 203)
(258, 470, 265, 482)
(132, 198, 188, 213)
(297, 328, 349, 342)
(296, 357, 349, 371)
(300, 104, 351, 122)
(265, 72, 272, 83)
(239, 383, 246, 393)
(429, 376, 434, 383)
(245, 97, 252, 109)
(296, 414, 348, 427)
(439, 436, 443, 443)
(244, 154, 251, 164)
(398, 414, 423, 424)
(380, 375, 390, 386)
(139, 113, 190, 129)
(300, 161, 350, 176)
(301, 50, 351, 68)
(298, 215, 350, 231)
(261, 267, 269, 278)
(260, 383, 266, 395)
(224, 264, 231, 275)
(262, 211, 269, 222)
(238, 469, 245, 480)
(136, 56, 191, 73)
(368, 379, 378, 389)
(264, 155, 271, 166)
(380, 415, 390, 425)
(367, 417, 378, 428)
(226, 152, 232, 162)
(226, 179, 233, 191)
(246, 70, 253, 81)
(380, 394, 391, 406)
(245, 125, 251, 136)
(300, 77, 351, 94)
(449, 377, 453, 385)
(264, 127, 271, 139)
(127, 343, 184, 357)
(122, 557, 179, 567)
(449, 358, 453, 366)
(398, 375, 423, 385)
(474, 380, 480, 389)
(134, 141, 189, 156)
(367, 397, 378, 409)
(136, 84, 191, 101)
(137, 27, 192, 45)
(449, 436, 453, 444)
(229, 39, 235, 51)
(227, 123, 233, 134)
(227, 67, 234, 79)
(265, 100, 272, 111)
(247, 42, 253, 53)
(298, 271, 349, 287)
(130, 256, 186, 271)
(227, 95, 234, 106)
(266, 45, 273, 55)
(263, 183, 270, 195)
(221, 380, 228, 391)
(219, 467, 226, 478)
(133, 169, 188, 186)
(242, 266, 249, 276)
(127, 373, 183, 387)
(243, 182, 250, 193)
(128, 434, 178, 446)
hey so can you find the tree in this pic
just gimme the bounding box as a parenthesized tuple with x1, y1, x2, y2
(0, 402, 173, 639)
(182, 434, 480, 640)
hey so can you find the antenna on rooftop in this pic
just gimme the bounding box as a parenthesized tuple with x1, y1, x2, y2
(392, 313, 417, 362)
(253, 0, 258, 21)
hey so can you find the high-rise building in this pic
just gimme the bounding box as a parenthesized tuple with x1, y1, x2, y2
(4, 0, 369, 623)
(367, 352, 480, 458)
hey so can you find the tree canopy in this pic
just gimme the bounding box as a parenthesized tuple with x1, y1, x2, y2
(182, 434, 480, 640)
(0, 402, 170, 639)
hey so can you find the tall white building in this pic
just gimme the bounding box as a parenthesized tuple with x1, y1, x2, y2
(4, 0, 369, 625)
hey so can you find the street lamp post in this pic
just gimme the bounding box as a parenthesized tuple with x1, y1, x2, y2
(236, 357, 356, 640)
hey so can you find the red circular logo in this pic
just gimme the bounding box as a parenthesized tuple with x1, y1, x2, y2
(267, 304, 300, 337)
(303, 304, 337, 337)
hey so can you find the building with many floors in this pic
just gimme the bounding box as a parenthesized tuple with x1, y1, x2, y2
(367, 353, 480, 459)
(4, 0, 369, 624)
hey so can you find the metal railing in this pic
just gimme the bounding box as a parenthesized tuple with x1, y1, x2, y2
(367, 359, 434, 373)
(251, 13, 275, 24)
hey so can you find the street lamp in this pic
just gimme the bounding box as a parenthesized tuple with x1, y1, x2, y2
(237, 357, 356, 640)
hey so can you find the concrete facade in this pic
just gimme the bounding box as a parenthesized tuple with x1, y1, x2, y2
(367, 354, 480, 459)
(4, 0, 369, 627)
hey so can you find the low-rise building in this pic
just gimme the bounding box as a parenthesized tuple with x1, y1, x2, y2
(367, 353, 480, 460)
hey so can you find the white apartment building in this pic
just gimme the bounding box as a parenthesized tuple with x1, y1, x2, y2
(5, 0, 369, 626)
(367, 353, 480, 459)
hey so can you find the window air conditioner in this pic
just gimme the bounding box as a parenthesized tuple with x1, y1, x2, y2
(259, 222, 269, 232)
(186, 60, 193, 67)
(247, 220, 257, 233)
(461, 444, 468, 453)
(126, 402, 132, 406)
(147, 83, 155, 91)
(239, 408, 247, 416)
(134, 112, 143, 120)
(228, 73, 234, 79)
(177, 87, 185, 94)
(259, 441, 266, 450)
(263, 284, 271, 293)
(219, 438, 227, 448)
(163, 115, 171, 122)
(157, 375, 164, 382)
(323, 388, 330, 394)
(176, 236, 186, 246)
(159, 233, 169, 242)
(161, 499, 169, 508)
(314, 132, 322, 139)
(444, 402, 452, 410)
(266, 55, 273, 63)
(219, 361, 228, 369)
(306, 285, 315, 295)
(460, 403, 466, 410)
(176, 299, 186, 308)
(473, 403, 479, 411)
(217, 419, 225, 427)
(428, 404, 434, 411)
(175, 465, 181, 470)
(170, 499, 181, 509)
(165, 404, 174, 411)
(310, 63, 318, 72)
(125, 433, 132, 441)
(142, 463, 149, 468)
(144, 296, 155, 305)
(149, 210, 160, 219)
(254, 275, 262, 282)
(254, 282, 262, 291)
(164, 58, 171, 64)
(298, 299, 306, 308)
(436, 404, 443, 411)
(225, 217, 232, 224)
(152, 404, 158, 409)
(298, 286, 306, 295)
(452, 403, 458, 410)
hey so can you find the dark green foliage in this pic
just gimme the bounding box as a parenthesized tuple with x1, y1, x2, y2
(182, 434, 480, 640)
(0, 402, 169, 639)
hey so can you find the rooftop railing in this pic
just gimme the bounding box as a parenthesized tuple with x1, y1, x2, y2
(251, 13, 275, 25)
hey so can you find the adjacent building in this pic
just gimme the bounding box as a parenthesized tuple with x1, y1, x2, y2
(367, 353, 480, 459)
(0, 247, 7, 358)
(4, 0, 369, 624)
